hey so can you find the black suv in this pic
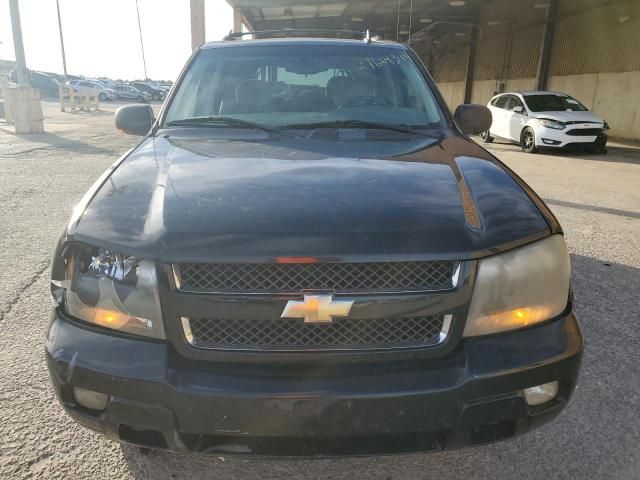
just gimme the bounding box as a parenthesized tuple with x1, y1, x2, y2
(47, 36, 582, 456)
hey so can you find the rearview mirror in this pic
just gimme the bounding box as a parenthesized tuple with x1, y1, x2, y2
(453, 104, 492, 135)
(115, 104, 153, 136)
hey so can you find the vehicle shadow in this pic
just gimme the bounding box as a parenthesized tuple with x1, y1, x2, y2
(121, 254, 640, 480)
(0, 130, 125, 157)
(480, 138, 640, 165)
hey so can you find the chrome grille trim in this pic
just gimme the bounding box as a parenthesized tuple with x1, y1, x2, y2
(172, 261, 459, 295)
(180, 314, 452, 352)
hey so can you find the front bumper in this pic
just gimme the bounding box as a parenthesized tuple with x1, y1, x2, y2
(536, 126, 607, 150)
(46, 310, 583, 457)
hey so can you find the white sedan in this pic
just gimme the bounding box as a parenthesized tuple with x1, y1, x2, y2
(482, 91, 609, 154)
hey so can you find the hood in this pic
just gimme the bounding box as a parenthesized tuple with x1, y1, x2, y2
(71, 131, 549, 262)
(530, 110, 604, 124)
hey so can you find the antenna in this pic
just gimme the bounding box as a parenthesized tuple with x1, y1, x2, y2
(135, 0, 148, 80)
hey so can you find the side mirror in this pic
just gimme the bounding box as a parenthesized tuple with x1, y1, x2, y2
(453, 104, 493, 135)
(513, 105, 525, 114)
(115, 104, 154, 136)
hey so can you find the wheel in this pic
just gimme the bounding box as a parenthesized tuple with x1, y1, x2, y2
(99, 92, 107, 101)
(521, 127, 538, 154)
(480, 130, 494, 143)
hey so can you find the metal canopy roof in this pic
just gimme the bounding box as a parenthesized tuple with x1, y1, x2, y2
(225, 0, 486, 43)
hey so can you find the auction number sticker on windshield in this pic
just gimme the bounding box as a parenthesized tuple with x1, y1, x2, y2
(364, 52, 412, 69)
(566, 99, 579, 104)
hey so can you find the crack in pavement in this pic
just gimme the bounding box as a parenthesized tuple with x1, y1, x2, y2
(0, 259, 50, 324)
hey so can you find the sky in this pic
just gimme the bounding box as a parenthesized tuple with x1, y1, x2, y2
(0, 0, 233, 81)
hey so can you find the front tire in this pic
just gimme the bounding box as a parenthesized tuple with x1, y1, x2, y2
(521, 127, 538, 154)
(99, 92, 107, 101)
(480, 130, 494, 143)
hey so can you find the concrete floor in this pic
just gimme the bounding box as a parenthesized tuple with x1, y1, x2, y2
(0, 102, 639, 479)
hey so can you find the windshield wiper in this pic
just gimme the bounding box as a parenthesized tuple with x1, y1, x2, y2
(283, 120, 437, 137)
(165, 116, 283, 134)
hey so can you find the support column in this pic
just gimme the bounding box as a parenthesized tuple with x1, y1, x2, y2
(536, 0, 559, 91)
(190, 0, 205, 50)
(233, 7, 243, 32)
(8, 0, 43, 133)
(464, 25, 479, 104)
(9, 0, 29, 87)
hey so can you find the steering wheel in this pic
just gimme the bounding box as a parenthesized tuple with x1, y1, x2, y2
(340, 96, 388, 109)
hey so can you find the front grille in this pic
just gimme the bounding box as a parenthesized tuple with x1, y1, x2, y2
(173, 261, 457, 294)
(566, 128, 603, 136)
(183, 314, 448, 351)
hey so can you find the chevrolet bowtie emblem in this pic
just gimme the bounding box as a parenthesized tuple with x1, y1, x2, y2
(281, 294, 354, 324)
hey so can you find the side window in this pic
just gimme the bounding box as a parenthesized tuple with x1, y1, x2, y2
(512, 96, 525, 112)
(504, 95, 515, 111)
(494, 95, 509, 109)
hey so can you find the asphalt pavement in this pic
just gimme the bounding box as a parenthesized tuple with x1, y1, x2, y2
(0, 102, 638, 479)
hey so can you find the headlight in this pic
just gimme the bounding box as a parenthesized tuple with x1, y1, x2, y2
(59, 246, 165, 339)
(538, 119, 566, 130)
(463, 235, 570, 337)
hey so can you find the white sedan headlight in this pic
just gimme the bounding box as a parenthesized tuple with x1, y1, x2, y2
(58, 247, 165, 339)
(463, 235, 571, 337)
(538, 119, 566, 130)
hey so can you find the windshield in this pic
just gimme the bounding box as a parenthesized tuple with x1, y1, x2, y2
(163, 44, 446, 129)
(523, 94, 588, 112)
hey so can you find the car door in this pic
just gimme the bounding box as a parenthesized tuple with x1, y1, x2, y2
(489, 95, 510, 138)
(498, 95, 519, 141)
(506, 95, 528, 142)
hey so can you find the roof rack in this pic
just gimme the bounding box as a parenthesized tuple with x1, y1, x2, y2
(222, 29, 376, 43)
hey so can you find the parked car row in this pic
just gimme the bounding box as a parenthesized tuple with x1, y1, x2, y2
(66, 79, 117, 101)
(66, 79, 168, 102)
(7, 68, 172, 103)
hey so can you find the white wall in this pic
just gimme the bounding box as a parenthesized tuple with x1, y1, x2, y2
(437, 81, 465, 112)
(436, 78, 537, 109)
(470, 78, 538, 105)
